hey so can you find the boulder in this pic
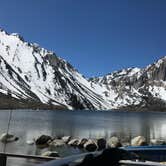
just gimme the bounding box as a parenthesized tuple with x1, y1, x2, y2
(131, 136, 147, 146)
(62, 136, 71, 143)
(42, 151, 60, 157)
(107, 137, 122, 148)
(49, 139, 65, 147)
(35, 135, 52, 148)
(0, 133, 19, 143)
(97, 138, 106, 150)
(68, 138, 79, 147)
(78, 138, 88, 148)
(84, 139, 98, 152)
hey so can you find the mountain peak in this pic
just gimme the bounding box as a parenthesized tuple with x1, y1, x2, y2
(10, 33, 24, 41)
(0, 28, 165, 111)
(0, 28, 111, 110)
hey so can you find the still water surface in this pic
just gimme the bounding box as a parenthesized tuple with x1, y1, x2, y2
(0, 110, 166, 165)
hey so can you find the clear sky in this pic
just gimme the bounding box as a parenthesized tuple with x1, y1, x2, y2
(0, 0, 166, 77)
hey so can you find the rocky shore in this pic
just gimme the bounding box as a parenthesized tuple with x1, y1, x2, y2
(1, 133, 166, 158)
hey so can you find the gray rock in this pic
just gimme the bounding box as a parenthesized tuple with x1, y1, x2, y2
(42, 151, 60, 157)
(107, 137, 122, 148)
(131, 136, 147, 146)
(0, 133, 19, 143)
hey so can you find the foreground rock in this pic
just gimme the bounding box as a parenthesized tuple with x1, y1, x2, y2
(107, 137, 122, 148)
(84, 139, 98, 152)
(0, 133, 19, 143)
(97, 138, 106, 150)
(131, 136, 147, 146)
(42, 151, 60, 157)
(35, 135, 52, 148)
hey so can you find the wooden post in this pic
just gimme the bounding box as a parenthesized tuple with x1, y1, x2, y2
(0, 154, 7, 166)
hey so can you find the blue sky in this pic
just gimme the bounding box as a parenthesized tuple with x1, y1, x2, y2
(0, 0, 166, 77)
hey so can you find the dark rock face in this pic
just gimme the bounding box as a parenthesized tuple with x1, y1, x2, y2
(145, 58, 166, 81)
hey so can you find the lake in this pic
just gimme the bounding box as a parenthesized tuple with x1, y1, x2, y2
(0, 110, 166, 166)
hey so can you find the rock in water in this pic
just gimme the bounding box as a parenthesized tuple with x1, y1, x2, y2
(42, 151, 60, 157)
(35, 135, 52, 148)
(131, 136, 147, 146)
(49, 139, 65, 147)
(0, 133, 19, 143)
(97, 138, 106, 150)
(68, 139, 79, 147)
(78, 138, 88, 148)
(84, 139, 98, 152)
(62, 136, 71, 143)
(107, 137, 122, 148)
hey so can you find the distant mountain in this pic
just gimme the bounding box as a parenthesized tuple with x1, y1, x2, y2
(90, 57, 166, 111)
(0, 28, 166, 111)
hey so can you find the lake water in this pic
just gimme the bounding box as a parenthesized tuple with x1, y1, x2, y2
(0, 110, 166, 166)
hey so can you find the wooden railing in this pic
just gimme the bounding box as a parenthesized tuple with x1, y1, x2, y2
(0, 152, 57, 166)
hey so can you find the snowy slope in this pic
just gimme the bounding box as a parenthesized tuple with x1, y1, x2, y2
(0, 29, 111, 110)
(0, 28, 166, 111)
(90, 57, 166, 111)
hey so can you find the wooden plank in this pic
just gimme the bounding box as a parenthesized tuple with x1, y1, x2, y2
(0, 154, 7, 166)
(0, 153, 58, 161)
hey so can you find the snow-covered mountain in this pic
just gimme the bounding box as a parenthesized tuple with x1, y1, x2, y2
(0, 28, 166, 111)
(90, 57, 166, 111)
(0, 29, 111, 110)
